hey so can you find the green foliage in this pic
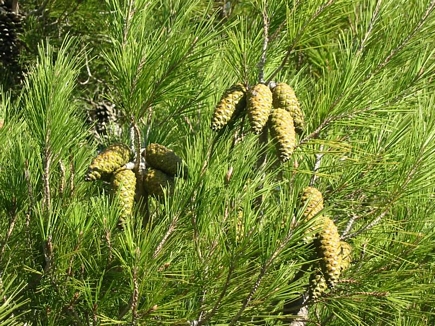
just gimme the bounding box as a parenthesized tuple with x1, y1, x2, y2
(1, 0, 435, 325)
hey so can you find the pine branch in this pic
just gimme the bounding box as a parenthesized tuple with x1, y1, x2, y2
(298, 107, 373, 146)
(356, 0, 382, 55)
(230, 229, 295, 324)
(196, 261, 236, 326)
(368, 0, 435, 79)
(138, 36, 199, 119)
(344, 145, 427, 239)
(267, 0, 337, 84)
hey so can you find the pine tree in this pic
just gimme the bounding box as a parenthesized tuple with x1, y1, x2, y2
(1, 0, 435, 325)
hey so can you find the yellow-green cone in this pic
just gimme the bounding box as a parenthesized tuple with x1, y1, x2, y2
(309, 269, 328, 299)
(111, 168, 136, 222)
(144, 143, 187, 177)
(317, 216, 341, 288)
(269, 108, 296, 162)
(272, 82, 304, 133)
(339, 241, 352, 272)
(85, 143, 132, 181)
(211, 83, 246, 131)
(247, 84, 272, 134)
(142, 168, 174, 198)
(301, 187, 324, 220)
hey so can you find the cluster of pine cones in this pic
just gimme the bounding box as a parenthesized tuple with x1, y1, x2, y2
(301, 187, 352, 299)
(0, 1, 23, 69)
(211, 82, 304, 162)
(85, 142, 186, 223)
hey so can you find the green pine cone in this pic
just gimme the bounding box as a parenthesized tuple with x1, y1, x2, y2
(317, 216, 341, 288)
(85, 143, 132, 181)
(301, 187, 324, 220)
(272, 82, 304, 133)
(144, 143, 187, 177)
(142, 168, 174, 198)
(309, 269, 328, 299)
(211, 83, 246, 131)
(269, 108, 296, 162)
(111, 168, 136, 222)
(247, 84, 272, 134)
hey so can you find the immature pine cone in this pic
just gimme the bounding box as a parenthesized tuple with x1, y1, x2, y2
(269, 108, 296, 162)
(272, 82, 304, 134)
(301, 187, 324, 220)
(316, 216, 341, 288)
(144, 143, 187, 177)
(211, 83, 246, 131)
(142, 168, 174, 198)
(247, 84, 272, 134)
(309, 269, 328, 300)
(339, 241, 352, 272)
(111, 168, 136, 222)
(85, 143, 132, 181)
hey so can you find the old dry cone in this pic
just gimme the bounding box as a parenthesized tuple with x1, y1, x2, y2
(269, 108, 296, 162)
(85, 143, 132, 181)
(272, 82, 304, 134)
(0, 2, 23, 69)
(211, 83, 246, 131)
(247, 83, 272, 134)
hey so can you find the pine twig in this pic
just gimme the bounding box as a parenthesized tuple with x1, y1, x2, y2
(131, 266, 139, 325)
(258, 3, 269, 84)
(42, 147, 52, 211)
(24, 160, 34, 251)
(132, 120, 141, 175)
(309, 145, 324, 186)
(59, 159, 66, 195)
(43, 235, 54, 275)
(69, 154, 75, 195)
(153, 216, 178, 258)
(340, 212, 360, 239)
(67, 231, 83, 277)
(0, 197, 17, 264)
